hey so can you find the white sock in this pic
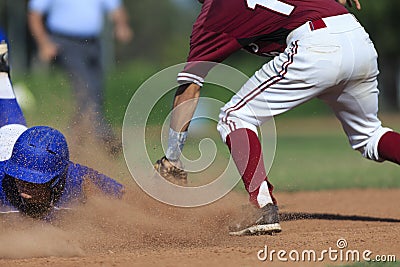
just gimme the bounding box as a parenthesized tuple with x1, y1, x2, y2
(257, 181, 274, 208)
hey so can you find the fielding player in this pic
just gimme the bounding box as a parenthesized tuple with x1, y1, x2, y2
(0, 35, 124, 219)
(154, 0, 400, 236)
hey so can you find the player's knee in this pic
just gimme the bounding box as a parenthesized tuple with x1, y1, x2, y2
(217, 110, 258, 144)
(217, 108, 241, 143)
(356, 127, 392, 162)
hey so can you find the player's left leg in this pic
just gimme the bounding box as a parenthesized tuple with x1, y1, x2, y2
(0, 39, 26, 127)
(225, 128, 276, 206)
(217, 76, 281, 235)
(217, 32, 344, 235)
(220, 127, 281, 236)
(0, 38, 28, 161)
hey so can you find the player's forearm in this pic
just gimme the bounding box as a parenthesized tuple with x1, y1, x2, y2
(28, 12, 51, 47)
(71, 163, 124, 198)
(170, 83, 202, 132)
(88, 170, 124, 198)
(110, 7, 133, 43)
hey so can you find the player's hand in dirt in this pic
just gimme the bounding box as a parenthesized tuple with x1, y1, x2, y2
(154, 156, 188, 186)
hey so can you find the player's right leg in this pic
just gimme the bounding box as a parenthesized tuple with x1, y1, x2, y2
(318, 25, 400, 166)
(377, 131, 400, 165)
(321, 79, 400, 165)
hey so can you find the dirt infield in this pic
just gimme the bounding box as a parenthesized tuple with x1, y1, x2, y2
(0, 185, 399, 267)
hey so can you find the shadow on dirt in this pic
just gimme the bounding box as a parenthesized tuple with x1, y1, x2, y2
(280, 212, 400, 223)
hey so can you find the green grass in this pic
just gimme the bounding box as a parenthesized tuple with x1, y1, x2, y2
(270, 133, 399, 192)
(13, 70, 73, 129)
(104, 60, 160, 126)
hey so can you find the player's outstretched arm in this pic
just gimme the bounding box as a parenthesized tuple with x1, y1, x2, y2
(171, 83, 201, 133)
(70, 162, 124, 198)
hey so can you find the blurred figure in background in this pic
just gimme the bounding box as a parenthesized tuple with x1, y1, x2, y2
(27, 0, 133, 154)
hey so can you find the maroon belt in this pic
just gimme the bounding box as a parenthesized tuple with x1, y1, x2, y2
(308, 18, 327, 31)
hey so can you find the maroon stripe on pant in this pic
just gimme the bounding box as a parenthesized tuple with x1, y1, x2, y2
(221, 41, 299, 132)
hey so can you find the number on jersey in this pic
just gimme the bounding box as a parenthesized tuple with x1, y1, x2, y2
(246, 0, 295, 16)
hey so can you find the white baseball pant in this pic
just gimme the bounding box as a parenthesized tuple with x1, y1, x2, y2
(217, 14, 391, 162)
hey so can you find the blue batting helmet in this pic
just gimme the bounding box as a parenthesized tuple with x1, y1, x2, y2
(4, 126, 70, 184)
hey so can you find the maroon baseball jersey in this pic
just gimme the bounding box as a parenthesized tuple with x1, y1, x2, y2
(178, 0, 348, 86)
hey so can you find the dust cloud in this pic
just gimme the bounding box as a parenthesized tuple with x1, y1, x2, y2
(0, 128, 244, 260)
(0, 185, 243, 259)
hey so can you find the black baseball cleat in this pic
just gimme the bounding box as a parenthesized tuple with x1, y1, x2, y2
(229, 203, 282, 236)
(154, 156, 188, 185)
(0, 40, 9, 74)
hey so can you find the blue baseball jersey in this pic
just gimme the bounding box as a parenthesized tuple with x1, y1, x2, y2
(0, 160, 124, 214)
(0, 99, 27, 127)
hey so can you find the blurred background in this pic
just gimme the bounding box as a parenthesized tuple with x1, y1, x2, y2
(0, 0, 202, 128)
(0, 0, 398, 191)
